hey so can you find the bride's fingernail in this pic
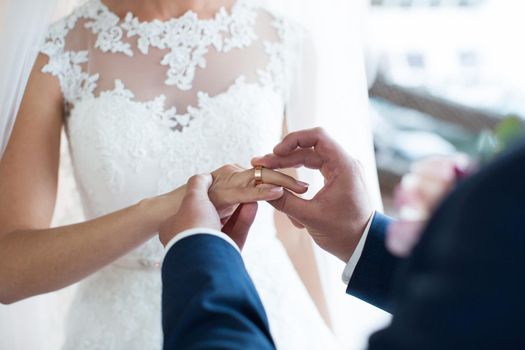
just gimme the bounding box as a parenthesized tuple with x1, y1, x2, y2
(270, 187, 284, 193)
(297, 181, 309, 188)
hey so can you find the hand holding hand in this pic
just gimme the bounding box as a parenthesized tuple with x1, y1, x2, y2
(159, 163, 308, 249)
(252, 128, 374, 262)
(159, 174, 258, 250)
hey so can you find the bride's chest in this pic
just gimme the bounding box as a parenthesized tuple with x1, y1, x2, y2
(66, 83, 284, 215)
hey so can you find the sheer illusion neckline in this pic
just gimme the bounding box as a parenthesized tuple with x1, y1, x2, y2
(97, 0, 245, 25)
(41, 0, 296, 132)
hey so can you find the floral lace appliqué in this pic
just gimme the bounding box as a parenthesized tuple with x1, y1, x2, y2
(121, 1, 257, 90)
(40, 0, 302, 132)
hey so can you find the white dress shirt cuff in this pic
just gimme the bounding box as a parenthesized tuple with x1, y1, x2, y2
(164, 228, 240, 256)
(342, 212, 375, 285)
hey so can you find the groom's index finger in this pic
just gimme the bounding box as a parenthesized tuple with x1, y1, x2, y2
(273, 128, 321, 155)
(274, 127, 337, 159)
(252, 150, 324, 170)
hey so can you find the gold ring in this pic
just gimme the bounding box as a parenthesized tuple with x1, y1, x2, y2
(254, 166, 264, 186)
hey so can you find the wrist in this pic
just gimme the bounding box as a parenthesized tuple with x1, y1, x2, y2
(338, 210, 375, 263)
(335, 237, 360, 263)
(336, 251, 353, 264)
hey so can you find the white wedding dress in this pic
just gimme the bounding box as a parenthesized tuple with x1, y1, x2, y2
(39, 0, 340, 349)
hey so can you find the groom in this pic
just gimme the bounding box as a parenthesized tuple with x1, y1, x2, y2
(159, 128, 525, 349)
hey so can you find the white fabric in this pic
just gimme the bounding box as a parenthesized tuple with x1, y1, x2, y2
(35, 1, 341, 349)
(164, 228, 239, 255)
(342, 212, 375, 285)
(262, 1, 390, 346)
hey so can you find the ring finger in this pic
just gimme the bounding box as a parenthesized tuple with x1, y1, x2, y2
(243, 167, 309, 194)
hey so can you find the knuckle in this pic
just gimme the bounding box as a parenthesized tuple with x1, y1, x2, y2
(216, 164, 234, 174)
(188, 174, 211, 190)
(188, 174, 202, 185)
(288, 131, 299, 140)
(313, 127, 326, 136)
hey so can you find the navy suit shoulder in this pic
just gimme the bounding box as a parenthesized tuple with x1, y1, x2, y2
(368, 144, 525, 350)
(347, 212, 403, 313)
(162, 234, 275, 350)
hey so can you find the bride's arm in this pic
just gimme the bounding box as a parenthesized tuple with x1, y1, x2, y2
(0, 56, 304, 304)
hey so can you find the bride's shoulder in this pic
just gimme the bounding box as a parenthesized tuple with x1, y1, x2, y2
(43, 0, 110, 43)
(40, 0, 105, 78)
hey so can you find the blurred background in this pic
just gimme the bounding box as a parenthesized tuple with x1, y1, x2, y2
(363, 0, 525, 214)
(1, 0, 524, 349)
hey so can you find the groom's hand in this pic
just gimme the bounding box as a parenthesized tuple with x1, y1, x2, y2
(159, 174, 258, 250)
(252, 128, 373, 262)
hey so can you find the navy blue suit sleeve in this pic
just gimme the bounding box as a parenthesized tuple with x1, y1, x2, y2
(161, 234, 276, 350)
(346, 213, 403, 313)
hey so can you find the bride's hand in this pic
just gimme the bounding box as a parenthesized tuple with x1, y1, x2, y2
(209, 164, 309, 218)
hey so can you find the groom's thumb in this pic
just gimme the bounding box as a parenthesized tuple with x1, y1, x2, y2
(268, 190, 311, 223)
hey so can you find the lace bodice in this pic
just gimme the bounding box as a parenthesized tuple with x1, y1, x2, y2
(41, 0, 312, 265)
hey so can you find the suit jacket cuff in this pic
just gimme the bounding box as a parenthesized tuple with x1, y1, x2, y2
(346, 212, 401, 313)
(342, 211, 376, 284)
(164, 228, 240, 257)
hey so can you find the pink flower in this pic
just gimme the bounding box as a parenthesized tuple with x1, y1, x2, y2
(386, 221, 425, 258)
(386, 154, 471, 257)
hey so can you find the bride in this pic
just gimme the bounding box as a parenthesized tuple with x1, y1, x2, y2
(0, 0, 352, 348)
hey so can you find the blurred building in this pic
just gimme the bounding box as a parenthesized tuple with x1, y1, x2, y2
(364, 0, 525, 209)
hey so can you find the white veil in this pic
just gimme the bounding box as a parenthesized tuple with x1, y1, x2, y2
(0, 0, 57, 153)
(262, 0, 390, 346)
(0, 1, 79, 349)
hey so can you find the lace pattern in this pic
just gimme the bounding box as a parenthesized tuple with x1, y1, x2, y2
(121, 1, 257, 90)
(40, 0, 301, 132)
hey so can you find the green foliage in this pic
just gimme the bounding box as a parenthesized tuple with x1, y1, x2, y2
(494, 115, 525, 151)
(476, 115, 525, 165)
